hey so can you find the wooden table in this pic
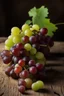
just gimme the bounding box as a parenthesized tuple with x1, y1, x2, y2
(0, 37, 64, 96)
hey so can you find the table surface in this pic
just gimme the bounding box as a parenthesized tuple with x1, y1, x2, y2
(0, 37, 64, 96)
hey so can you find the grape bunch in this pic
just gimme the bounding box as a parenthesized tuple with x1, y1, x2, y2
(1, 24, 54, 93)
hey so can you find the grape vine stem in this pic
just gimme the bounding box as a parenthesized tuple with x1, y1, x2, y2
(55, 23, 64, 26)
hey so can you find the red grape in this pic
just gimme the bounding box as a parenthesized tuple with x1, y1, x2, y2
(18, 79, 26, 87)
(29, 66, 37, 74)
(40, 28, 48, 35)
(18, 59, 25, 67)
(22, 36, 29, 43)
(16, 43, 24, 50)
(36, 63, 44, 71)
(28, 60, 35, 66)
(3, 56, 12, 64)
(14, 65, 22, 74)
(29, 36, 36, 44)
(11, 48, 20, 56)
(18, 85, 25, 93)
(19, 70, 29, 79)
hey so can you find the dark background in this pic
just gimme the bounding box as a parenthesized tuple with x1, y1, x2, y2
(0, 0, 64, 41)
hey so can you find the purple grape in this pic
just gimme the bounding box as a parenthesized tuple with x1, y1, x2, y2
(28, 60, 36, 66)
(29, 36, 37, 44)
(40, 28, 48, 35)
(22, 56, 30, 63)
(29, 66, 37, 74)
(3, 56, 12, 64)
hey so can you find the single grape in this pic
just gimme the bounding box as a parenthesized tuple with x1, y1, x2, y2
(31, 82, 39, 91)
(18, 85, 25, 93)
(28, 60, 36, 66)
(30, 47, 37, 55)
(18, 59, 25, 67)
(40, 28, 48, 35)
(21, 31, 25, 37)
(11, 47, 20, 56)
(36, 80, 44, 89)
(22, 24, 30, 32)
(16, 43, 24, 50)
(22, 36, 29, 43)
(29, 36, 37, 44)
(29, 66, 37, 74)
(19, 70, 29, 79)
(36, 63, 44, 71)
(32, 24, 39, 31)
(3, 56, 12, 64)
(5, 39, 14, 48)
(24, 43, 32, 51)
(25, 78, 32, 88)
(24, 29, 32, 37)
(14, 65, 22, 74)
(13, 36, 21, 44)
(35, 52, 44, 59)
(11, 27, 20, 36)
(8, 35, 13, 39)
(18, 79, 26, 87)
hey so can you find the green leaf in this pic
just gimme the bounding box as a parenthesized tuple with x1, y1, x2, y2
(28, 6, 58, 37)
(28, 6, 48, 27)
(25, 20, 32, 25)
(28, 7, 37, 17)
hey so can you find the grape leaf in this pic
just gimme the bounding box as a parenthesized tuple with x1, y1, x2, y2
(28, 7, 37, 17)
(28, 6, 58, 37)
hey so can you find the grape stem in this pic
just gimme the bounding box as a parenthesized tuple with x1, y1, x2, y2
(55, 23, 64, 26)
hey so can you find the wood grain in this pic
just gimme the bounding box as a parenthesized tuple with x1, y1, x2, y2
(0, 39, 64, 96)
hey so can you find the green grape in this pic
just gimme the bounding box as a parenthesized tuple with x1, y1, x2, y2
(32, 24, 39, 31)
(11, 27, 20, 36)
(22, 24, 30, 32)
(36, 59, 46, 65)
(24, 29, 32, 37)
(25, 78, 32, 88)
(35, 52, 44, 59)
(5, 46, 10, 50)
(36, 80, 44, 89)
(13, 36, 21, 44)
(8, 35, 13, 39)
(30, 47, 37, 55)
(31, 82, 39, 91)
(24, 43, 32, 51)
(21, 31, 25, 37)
(5, 38, 14, 48)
